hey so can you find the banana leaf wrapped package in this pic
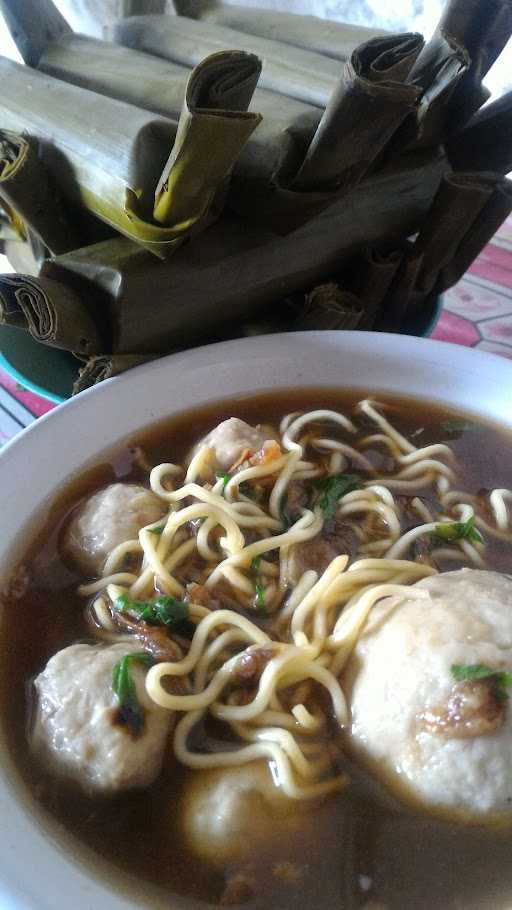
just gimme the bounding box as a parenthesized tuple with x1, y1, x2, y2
(109, 18, 424, 227)
(30, 29, 321, 215)
(437, 0, 512, 129)
(404, 0, 512, 148)
(0, 130, 81, 255)
(447, 92, 512, 176)
(172, 0, 386, 60)
(112, 13, 346, 107)
(29, 151, 445, 357)
(0, 273, 105, 354)
(293, 33, 423, 190)
(0, 52, 261, 257)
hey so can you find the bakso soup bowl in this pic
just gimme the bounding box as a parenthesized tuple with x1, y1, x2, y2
(1, 331, 512, 910)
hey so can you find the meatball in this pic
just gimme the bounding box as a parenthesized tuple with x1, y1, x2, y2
(193, 418, 267, 471)
(62, 483, 167, 575)
(31, 643, 172, 794)
(180, 761, 313, 862)
(344, 569, 512, 820)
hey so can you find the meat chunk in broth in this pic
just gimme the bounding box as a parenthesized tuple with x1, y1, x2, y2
(344, 569, 512, 820)
(31, 643, 172, 794)
(287, 518, 357, 585)
(62, 483, 166, 575)
(180, 761, 314, 862)
(193, 417, 267, 470)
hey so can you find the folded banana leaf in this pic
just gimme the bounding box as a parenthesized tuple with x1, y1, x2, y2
(401, 30, 470, 148)
(73, 352, 157, 393)
(436, 178, 512, 292)
(33, 151, 445, 355)
(108, 19, 425, 226)
(33, 30, 319, 199)
(0, 130, 81, 255)
(413, 172, 501, 295)
(447, 92, 512, 176)
(113, 13, 344, 107)
(0, 0, 168, 42)
(292, 284, 363, 330)
(377, 171, 512, 326)
(172, 1, 386, 61)
(438, 0, 512, 129)
(351, 245, 402, 330)
(0, 273, 105, 353)
(294, 34, 422, 190)
(374, 241, 424, 330)
(0, 53, 261, 257)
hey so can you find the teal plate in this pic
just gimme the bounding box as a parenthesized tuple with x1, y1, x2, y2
(0, 297, 442, 405)
(0, 324, 76, 403)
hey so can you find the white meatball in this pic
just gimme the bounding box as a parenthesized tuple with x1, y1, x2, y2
(180, 761, 313, 862)
(32, 643, 172, 794)
(62, 483, 166, 575)
(345, 569, 512, 820)
(193, 418, 267, 470)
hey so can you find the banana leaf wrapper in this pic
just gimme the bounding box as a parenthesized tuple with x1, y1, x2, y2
(173, 1, 386, 61)
(0, 0, 70, 66)
(292, 285, 363, 330)
(413, 172, 501, 296)
(374, 242, 424, 331)
(0, 54, 261, 257)
(112, 14, 345, 107)
(0, 0, 169, 44)
(38, 33, 320, 196)
(38, 151, 446, 356)
(351, 245, 402, 330)
(0, 273, 105, 354)
(436, 178, 512, 292)
(0, 130, 81, 255)
(399, 30, 470, 149)
(294, 34, 423, 191)
(447, 92, 512, 176)
(438, 0, 512, 130)
(73, 352, 157, 393)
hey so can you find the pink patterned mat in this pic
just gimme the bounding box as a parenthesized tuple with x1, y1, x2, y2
(1, 214, 512, 446)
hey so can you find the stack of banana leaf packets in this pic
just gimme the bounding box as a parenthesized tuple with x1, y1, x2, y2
(0, 0, 510, 392)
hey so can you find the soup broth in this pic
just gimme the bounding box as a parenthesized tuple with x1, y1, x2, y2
(2, 388, 512, 910)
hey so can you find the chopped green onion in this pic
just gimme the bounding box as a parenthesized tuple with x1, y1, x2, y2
(216, 472, 231, 492)
(451, 664, 512, 702)
(114, 594, 195, 637)
(250, 556, 261, 575)
(255, 582, 266, 612)
(432, 515, 483, 544)
(312, 474, 362, 521)
(147, 524, 165, 535)
(112, 652, 154, 734)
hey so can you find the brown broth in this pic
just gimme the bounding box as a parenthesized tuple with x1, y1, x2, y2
(2, 388, 512, 910)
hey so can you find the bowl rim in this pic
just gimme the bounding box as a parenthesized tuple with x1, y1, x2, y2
(1, 329, 512, 910)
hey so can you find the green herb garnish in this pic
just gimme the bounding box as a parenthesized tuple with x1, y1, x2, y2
(312, 474, 362, 521)
(431, 515, 483, 544)
(451, 664, 512, 702)
(250, 556, 261, 575)
(255, 582, 266, 612)
(148, 524, 165, 535)
(216, 472, 232, 492)
(114, 594, 195, 638)
(112, 652, 154, 734)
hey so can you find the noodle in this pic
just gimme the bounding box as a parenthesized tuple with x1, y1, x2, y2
(74, 399, 512, 801)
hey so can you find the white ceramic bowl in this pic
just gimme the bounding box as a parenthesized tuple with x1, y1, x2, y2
(1, 331, 512, 910)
